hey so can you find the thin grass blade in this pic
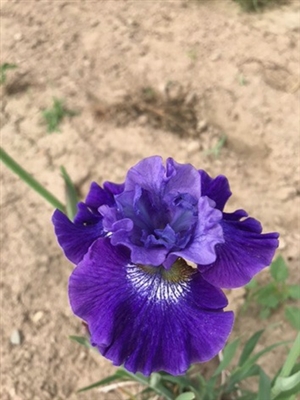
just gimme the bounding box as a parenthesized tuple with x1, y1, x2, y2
(0, 147, 65, 212)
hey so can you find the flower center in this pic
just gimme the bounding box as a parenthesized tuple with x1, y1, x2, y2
(139, 258, 196, 283)
(117, 188, 198, 251)
(127, 258, 196, 303)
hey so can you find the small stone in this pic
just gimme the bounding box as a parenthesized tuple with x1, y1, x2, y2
(197, 119, 208, 133)
(186, 140, 200, 154)
(32, 311, 44, 323)
(210, 53, 221, 61)
(14, 33, 23, 41)
(278, 238, 286, 250)
(10, 329, 21, 345)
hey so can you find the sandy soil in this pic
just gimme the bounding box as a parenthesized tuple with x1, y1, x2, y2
(1, 1, 300, 399)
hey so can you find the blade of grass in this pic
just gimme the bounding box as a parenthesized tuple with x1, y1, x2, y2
(213, 338, 240, 376)
(69, 335, 92, 349)
(122, 370, 174, 400)
(278, 333, 300, 378)
(60, 166, 78, 220)
(257, 368, 271, 400)
(238, 330, 264, 366)
(78, 371, 128, 392)
(0, 147, 65, 213)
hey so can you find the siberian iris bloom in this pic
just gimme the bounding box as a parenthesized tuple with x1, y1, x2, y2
(52, 156, 279, 375)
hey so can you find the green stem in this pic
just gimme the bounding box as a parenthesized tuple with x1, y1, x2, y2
(271, 333, 300, 400)
(280, 332, 300, 378)
(0, 147, 66, 213)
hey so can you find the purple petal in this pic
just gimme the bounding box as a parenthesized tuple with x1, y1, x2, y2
(124, 156, 165, 192)
(170, 196, 224, 266)
(112, 232, 169, 266)
(52, 209, 103, 264)
(73, 182, 116, 225)
(69, 239, 234, 376)
(85, 182, 114, 209)
(103, 181, 125, 195)
(165, 158, 201, 199)
(199, 170, 231, 211)
(199, 213, 280, 288)
(74, 202, 102, 225)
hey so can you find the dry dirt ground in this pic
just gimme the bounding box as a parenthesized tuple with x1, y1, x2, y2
(1, 1, 300, 399)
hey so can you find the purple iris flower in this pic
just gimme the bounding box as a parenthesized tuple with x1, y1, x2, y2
(52, 156, 279, 375)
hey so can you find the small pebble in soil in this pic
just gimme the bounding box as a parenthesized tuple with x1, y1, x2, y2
(10, 329, 21, 345)
(197, 119, 208, 133)
(186, 140, 200, 154)
(210, 53, 221, 61)
(278, 238, 286, 250)
(32, 311, 44, 323)
(14, 32, 23, 41)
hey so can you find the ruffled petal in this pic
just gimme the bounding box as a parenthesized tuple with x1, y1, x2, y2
(85, 181, 114, 209)
(199, 170, 231, 211)
(74, 202, 102, 225)
(124, 156, 165, 192)
(103, 181, 125, 195)
(170, 196, 224, 267)
(52, 209, 103, 264)
(165, 158, 201, 199)
(69, 238, 234, 376)
(74, 181, 116, 225)
(199, 213, 280, 288)
(113, 234, 169, 266)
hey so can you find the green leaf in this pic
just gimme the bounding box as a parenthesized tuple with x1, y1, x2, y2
(270, 255, 289, 282)
(42, 98, 77, 133)
(0, 147, 66, 213)
(257, 368, 271, 400)
(213, 338, 240, 376)
(78, 370, 128, 392)
(279, 333, 300, 378)
(204, 134, 227, 158)
(238, 330, 264, 367)
(259, 308, 271, 320)
(246, 279, 258, 290)
(271, 371, 300, 400)
(122, 370, 173, 400)
(60, 166, 78, 220)
(287, 285, 300, 300)
(69, 335, 91, 348)
(149, 372, 161, 388)
(227, 339, 291, 393)
(256, 285, 280, 308)
(175, 393, 195, 400)
(226, 364, 260, 393)
(238, 393, 257, 400)
(246, 340, 291, 369)
(0, 63, 17, 84)
(285, 307, 300, 331)
(160, 373, 192, 390)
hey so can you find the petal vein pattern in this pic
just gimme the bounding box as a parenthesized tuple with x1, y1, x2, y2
(69, 239, 234, 376)
(127, 264, 191, 303)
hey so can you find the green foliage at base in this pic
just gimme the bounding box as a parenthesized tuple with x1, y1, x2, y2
(244, 256, 300, 330)
(72, 331, 300, 400)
